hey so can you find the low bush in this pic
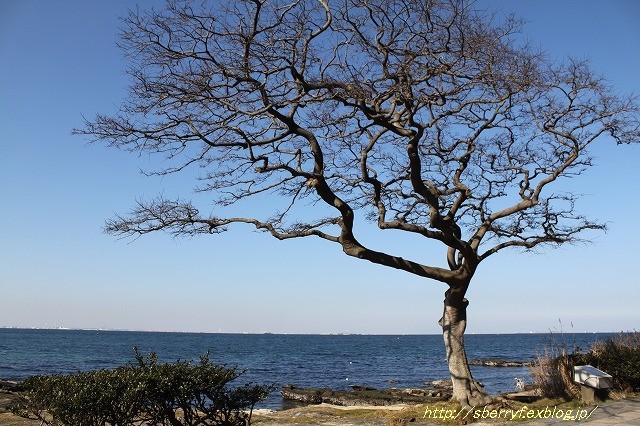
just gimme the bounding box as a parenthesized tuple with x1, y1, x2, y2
(11, 349, 274, 426)
(571, 332, 640, 392)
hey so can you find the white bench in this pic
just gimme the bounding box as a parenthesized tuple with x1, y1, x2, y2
(574, 365, 612, 403)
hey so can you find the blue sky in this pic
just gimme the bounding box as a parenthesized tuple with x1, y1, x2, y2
(1, 0, 639, 334)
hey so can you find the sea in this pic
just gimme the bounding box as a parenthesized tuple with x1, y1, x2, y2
(0, 328, 615, 409)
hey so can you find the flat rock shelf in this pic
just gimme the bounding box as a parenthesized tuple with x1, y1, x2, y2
(281, 384, 451, 406)
(469, 359, 534, 367)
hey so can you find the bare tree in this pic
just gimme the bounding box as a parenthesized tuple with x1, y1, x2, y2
(76, 0, 639, 407)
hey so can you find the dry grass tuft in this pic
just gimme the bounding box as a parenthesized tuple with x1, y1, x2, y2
(530, 332, 580, 400)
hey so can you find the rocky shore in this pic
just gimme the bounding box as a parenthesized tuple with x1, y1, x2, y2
(0, 380, 32, 426)
(281, 380, 453, 406)
(469, 359, 534, 367)
(0, 381, 22, 393)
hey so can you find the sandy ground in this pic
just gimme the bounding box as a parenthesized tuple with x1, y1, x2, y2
(251, 398, 640, 425)
(523, 397, 640, 426)
(3, 390, 640, 425)
(0, 391, 33, 426)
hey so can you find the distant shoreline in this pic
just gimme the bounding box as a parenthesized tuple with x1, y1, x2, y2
(0, 327, 623, 335)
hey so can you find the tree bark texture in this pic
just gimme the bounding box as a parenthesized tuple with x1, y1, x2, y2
(439, 289, 492, 407)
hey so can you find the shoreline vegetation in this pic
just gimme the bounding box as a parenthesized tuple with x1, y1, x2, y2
(1, 332, 638, 425)
(2, 383, 638, 426)
(2, 350, 273, 426)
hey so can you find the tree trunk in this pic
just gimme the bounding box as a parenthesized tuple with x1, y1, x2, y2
(439, 288, 492, 407)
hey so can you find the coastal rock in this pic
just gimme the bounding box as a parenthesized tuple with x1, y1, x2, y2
(503, 388, 543, 403)
(0, 379, 23, 392)
(402, 388, 428, 397)
(398, 388, 450, 398)
(281, 385, 450, 406)
(427, 379, 452, 390)
(0, 382, 23, 414)
(348, 385, 377, 391)
(469, 359, 533, 367)
(281, 385, 324, 404)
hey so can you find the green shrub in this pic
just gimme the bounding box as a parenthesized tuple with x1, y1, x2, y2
(11, 349, 274, 426)
(570, 332, 640, 392)
(531, 332, 640, 400)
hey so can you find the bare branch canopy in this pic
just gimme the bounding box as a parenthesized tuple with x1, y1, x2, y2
(76, 0, 639, 407)
(78, 0, 639, 285)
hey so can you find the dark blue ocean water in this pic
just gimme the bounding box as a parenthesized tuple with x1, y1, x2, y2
(0, 329, 613, 409)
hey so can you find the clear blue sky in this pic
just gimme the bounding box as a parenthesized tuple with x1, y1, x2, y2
(1, 0, 639, 334)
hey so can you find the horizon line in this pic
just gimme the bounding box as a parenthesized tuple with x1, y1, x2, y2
(0, 326, 628, 335)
